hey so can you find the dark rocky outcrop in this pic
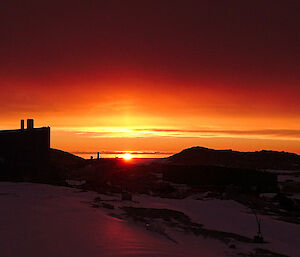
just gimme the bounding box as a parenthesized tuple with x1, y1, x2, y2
(162, 164, 278, 193)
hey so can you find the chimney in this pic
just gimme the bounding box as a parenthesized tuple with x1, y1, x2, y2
(27, 119, 34, 130)
(20, 119, 24, 130)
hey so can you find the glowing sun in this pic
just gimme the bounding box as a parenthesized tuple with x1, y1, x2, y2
(122, 153, 133, 160)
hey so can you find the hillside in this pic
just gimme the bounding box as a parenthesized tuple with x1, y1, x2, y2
(164, 146, 300, 170)
(50, 148, 85, 168)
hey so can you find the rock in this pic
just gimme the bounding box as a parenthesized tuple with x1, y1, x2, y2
(121, 191, 132, 201)
(102, 203, 114, 209)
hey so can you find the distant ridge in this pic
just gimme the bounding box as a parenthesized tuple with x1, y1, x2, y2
(164, 146, 300, 170)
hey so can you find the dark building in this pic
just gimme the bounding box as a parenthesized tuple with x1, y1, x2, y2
(0, 119, 50, 172)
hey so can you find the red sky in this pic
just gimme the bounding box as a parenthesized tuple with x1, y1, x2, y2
(1, 1, 300, 155)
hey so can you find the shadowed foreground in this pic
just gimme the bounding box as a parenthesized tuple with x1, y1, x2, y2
(0, 182, 228, 257)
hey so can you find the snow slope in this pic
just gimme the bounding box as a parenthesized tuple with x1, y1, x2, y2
(0, 182, 229, 257)
(122, 195, 300, 257)
(98, 193, 300, 257)
(1, 182, 299, 257)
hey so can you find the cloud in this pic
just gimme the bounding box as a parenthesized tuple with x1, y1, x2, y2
(134, 128, 300, 138)
(134, 128, 300, 139)
(60, 127, 300, 140)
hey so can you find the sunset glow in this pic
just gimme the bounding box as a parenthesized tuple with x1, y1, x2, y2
(1, 2, 300, 257)
(1, 1, 300, 155)
(122, 153, 134, 160)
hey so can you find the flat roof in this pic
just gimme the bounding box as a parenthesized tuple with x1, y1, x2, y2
(0, 127, 50, 134)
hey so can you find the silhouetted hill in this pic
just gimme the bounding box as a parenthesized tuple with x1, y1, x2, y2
(50, 148, 85, 168)
(0, 149, 85, 183)
(163, 147, 300, 170)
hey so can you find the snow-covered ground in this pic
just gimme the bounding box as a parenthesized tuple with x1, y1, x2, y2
(130, 195, 300, 257)
(1, 182, 299, 257)
(0, 182, 229, 257)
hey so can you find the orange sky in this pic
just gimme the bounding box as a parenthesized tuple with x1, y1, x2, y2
(1, 1, 300, 155)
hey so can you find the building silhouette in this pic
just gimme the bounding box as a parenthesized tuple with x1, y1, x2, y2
(0, 119, 50, 172)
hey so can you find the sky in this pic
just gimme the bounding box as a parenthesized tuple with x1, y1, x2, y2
(1, 0, 300, 156)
